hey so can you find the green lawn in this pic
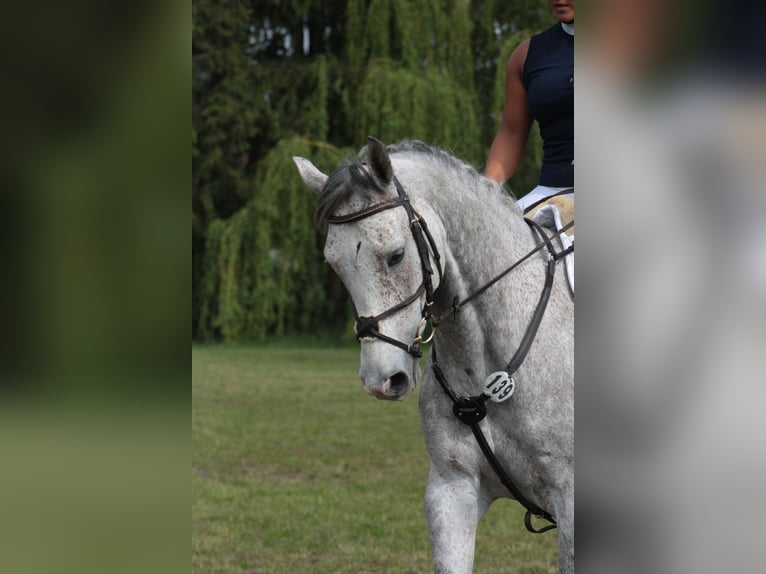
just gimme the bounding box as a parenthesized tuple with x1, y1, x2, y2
(192, 345, 557, 573)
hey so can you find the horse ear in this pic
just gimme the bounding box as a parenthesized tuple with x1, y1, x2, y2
(366, 136, 392, 184)
(292, 157, 328, 194)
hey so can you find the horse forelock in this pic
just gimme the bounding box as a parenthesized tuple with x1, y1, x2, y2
(315, 160, 388, 226)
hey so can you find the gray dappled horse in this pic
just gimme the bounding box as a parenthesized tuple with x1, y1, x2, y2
(294, 138, 573, 573)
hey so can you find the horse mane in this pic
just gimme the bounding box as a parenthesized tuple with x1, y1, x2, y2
(315, 139, 518, 226)
(387, 140, 504, 196)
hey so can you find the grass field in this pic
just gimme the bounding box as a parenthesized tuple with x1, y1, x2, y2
(192, 344, 557, 573)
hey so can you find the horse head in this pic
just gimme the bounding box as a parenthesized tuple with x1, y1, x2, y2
(294, 137, 443, 401)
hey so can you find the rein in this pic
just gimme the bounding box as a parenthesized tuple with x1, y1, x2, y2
(432, 218, 573, 328)
(325, 173, 572, 534)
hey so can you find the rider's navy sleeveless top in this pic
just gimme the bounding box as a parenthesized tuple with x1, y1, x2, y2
(523, 23, 574, 187)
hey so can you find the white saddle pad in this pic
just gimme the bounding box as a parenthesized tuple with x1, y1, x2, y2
(528, 204, 574, 295)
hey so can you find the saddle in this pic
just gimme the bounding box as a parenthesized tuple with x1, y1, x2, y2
(525, 195, 574, 236)
(524, 194, 574, 294)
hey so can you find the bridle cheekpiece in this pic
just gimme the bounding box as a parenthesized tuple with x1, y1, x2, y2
(325, 176, 442, 358)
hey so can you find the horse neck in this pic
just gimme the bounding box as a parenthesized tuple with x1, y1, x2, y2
(428, 185, 546, 393)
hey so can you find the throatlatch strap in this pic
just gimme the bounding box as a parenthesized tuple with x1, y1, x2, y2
(393, 177, 437, 311)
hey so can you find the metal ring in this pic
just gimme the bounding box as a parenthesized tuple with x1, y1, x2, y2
(413, 316, 435, 345)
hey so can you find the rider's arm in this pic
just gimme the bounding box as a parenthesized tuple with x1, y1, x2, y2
(484, 40, 534, 185)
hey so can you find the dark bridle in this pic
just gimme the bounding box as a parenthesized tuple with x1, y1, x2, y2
(326, 175, 442, 358)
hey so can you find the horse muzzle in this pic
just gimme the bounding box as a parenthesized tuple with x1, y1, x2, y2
(361, 371, 414, 401)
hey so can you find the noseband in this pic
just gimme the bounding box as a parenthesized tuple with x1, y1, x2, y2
(326, 176, 442, 358)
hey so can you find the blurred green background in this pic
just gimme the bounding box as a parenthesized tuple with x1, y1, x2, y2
(0, 1, 188, 573)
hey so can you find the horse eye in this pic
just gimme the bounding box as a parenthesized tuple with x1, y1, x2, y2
(387, 248, 405, 267)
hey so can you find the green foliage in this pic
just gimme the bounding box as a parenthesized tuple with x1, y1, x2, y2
(193, 0, 554, 341)
(196, 137, 354, 342)
(355, 59, 482, 163)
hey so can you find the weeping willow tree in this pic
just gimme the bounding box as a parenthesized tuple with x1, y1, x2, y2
(193, 0, 553, 342)
(197, 136, 352, 341)
(344, 0, 481, 162)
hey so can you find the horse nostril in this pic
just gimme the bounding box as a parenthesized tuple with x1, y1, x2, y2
(389, 371, 410, 392)
(361, 372, 413, 400)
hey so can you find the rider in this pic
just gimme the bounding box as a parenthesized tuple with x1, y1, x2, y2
(484, 0, 574, 212)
